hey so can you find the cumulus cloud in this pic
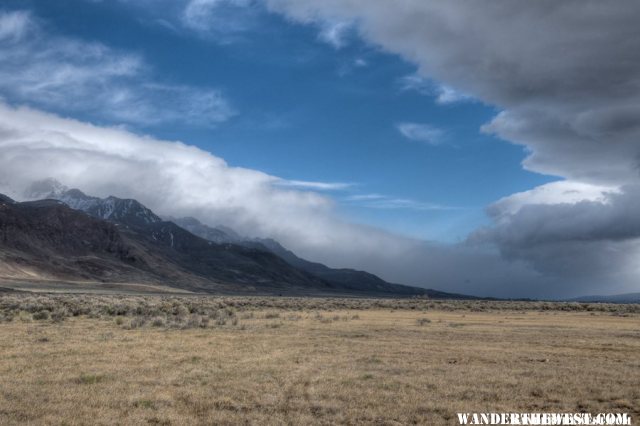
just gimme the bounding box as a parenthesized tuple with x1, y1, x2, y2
(396, 122, 444, 145)
(470, 183, 640, 283)
(0, 102, 324, 236)
(0, 9, 234, 126)
(0, 102, 395, 261)
(262, 0, 640, 295)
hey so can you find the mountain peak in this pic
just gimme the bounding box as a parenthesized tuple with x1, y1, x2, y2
(25, 178, 68, 200)
(26, 181, 163, 228)
(64, 188, 91, 199)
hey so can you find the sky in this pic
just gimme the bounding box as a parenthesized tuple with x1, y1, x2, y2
(0, 0, 638, 299)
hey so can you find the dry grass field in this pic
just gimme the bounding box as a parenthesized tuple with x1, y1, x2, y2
(0, 294, 639, 425)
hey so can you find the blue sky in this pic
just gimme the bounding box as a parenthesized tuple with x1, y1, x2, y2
(1, 0, 554, 242)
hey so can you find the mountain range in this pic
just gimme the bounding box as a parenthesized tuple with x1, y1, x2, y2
(0, 179, 473, 298)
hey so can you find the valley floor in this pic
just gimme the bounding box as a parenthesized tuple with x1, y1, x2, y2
(0, 295, 639, 425)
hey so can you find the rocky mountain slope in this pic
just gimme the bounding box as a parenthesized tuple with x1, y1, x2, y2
(0, 194, 335, 294)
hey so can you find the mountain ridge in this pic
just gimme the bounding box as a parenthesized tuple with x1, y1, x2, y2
(7, 179, 476, 298)
(0, 194, 337, 294)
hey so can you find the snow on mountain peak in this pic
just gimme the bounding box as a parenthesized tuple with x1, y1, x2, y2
(27, 180, 162, 226)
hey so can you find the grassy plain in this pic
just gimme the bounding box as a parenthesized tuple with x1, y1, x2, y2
(0, 294, 639, 425)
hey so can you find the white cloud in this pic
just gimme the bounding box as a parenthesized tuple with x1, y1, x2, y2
(346, 193, 385, 201)
(399, 73, 472, 104)
(0, 102, 329, 240)
(139, 0, 354, 49)
(276, 179, 354, 191)
(317, 19, 352, 48)
(485, 181, 616, 219)
(0, 10, 31, 41)
(396, 122, 444, 145)
(435, 85, 471, 105)
(181, 0, 259, 41)
(346, 193, 452, 211)
(398, 74, 431, 95)
(0, 9, 234, 127)
(354, 58, 367, 67)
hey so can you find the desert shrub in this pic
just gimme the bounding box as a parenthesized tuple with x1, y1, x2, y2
(134, 317, 147, 327)
(51, 309, 68, 323)
(18, 311, 32, 322)
(174, 304, 189, 318)
(87, 309, 102, 319)
(33, 310, 50, 321)
(185, 315, 200, 328)
(151, 317, 166, 327)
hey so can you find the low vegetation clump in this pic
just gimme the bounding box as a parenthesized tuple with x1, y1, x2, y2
(0, 294, 246, 329)
(416, 317, 431, 325)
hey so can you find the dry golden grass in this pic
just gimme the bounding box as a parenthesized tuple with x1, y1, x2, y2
(0, 295, 639, 425)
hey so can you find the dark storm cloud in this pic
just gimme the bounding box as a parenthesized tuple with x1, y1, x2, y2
(265, 0, 640, 183)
